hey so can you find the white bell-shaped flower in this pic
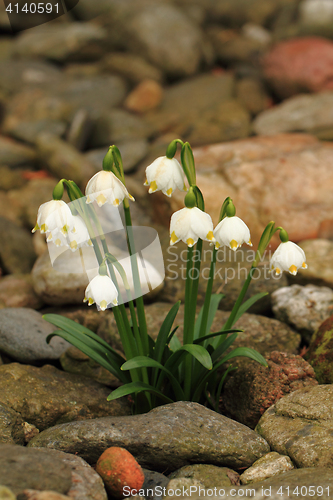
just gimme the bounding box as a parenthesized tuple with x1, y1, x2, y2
(144, 156, 186, 197)
(84, 274, 118, 311)
(214, 216, 252, 251)
(32, 200, 74, 235)
(170, 207, 215, 247)
(85, 171, 134, 207)
(270, 241, 308, 276)
(47, 215, 93, 251)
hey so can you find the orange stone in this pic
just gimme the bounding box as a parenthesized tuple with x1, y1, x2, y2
(124, 79, 163, 113)
(95, 447, 145, 498)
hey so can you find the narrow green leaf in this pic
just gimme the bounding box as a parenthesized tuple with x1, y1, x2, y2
(47, 330, 129, 383)
(121, 356, 185, 400)
(194, 329, 242, 345)
(107, 381, 174, 403)
(166, 326, 179, 345)
(169, 335, 182, 352)
(212, 332, 239, 362)
(154, 302, 180, 363)
(227, 292, 268, 327)
(180, 344, 212, 370)
(220, 347, 268, 366)
(44, 314, 124, 364)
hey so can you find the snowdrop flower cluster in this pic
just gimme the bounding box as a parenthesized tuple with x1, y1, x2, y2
(38, 139, 308, 415)
(144, 153, 307, 277)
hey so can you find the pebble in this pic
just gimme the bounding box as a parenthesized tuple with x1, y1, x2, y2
(221, 351, 317, 429)
(306, 314, 333, 383)
(7, 177, 58, 229)
(0, 403, 25, 445)
(0, 217, 36, 274)
(147, 73, 235, 135)
(0, 135, 37, 167)
(240, 452, 294, 485)
(13, 23, 108, 62)
(272, 284, 333, 343)
(0, 59, 61, 96)
(101, 52, 164, 84)
(35, 133, 97, 188)
(3, 74, 128, 131)
(0, 444, 72, 496)
(256, 384, 333, 468)
(0, 363, 131, 432)
(0, 445, 107, 500)
(28, 401, 270, 471)
(0, 308, 69, 362)
(169, 464, 240, 487)
(262, 37, 333, 97)
(124, 79, 164, 114)
(89, 109, 155, 148)
(253, 92, 333, 139)
(124, 3, 204, 77)
(296, 239, 333, 288)
(6, 118, 67, 145)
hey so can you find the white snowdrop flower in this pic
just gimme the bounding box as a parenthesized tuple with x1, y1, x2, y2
(83, 274, 118, 311)
(85, 171, 134, 207)
(170, 207, 215, 247)
(67, 215, 93, 251)
(32, 200, 74, 235)
(144, 156, 186, 197)
(214, 216, 252, 251)
(270, 241, 308, 276)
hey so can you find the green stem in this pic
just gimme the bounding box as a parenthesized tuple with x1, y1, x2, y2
(187, 238, 202, 343)
(123, 200, 149, 356)
(183, 246, 194, 345)
(183, 239, 203, 400)
(199, 247, 217, 338)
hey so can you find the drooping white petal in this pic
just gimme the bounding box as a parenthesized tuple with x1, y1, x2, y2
(270, 241, 307, 276)
(33, 200, 73, 234)
(145, 156, 186, 197)
(85, 171, 134, 207)
(44, 205, 75, 236)
(214, 216, 252, 251)
(83, 274, 118, 311)
(67, 216, 92, 251)
(170, 207, 214, 247)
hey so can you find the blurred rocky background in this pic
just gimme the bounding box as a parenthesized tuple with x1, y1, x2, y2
(1, 6, 333, 495)
(0, 0, 333, 316)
